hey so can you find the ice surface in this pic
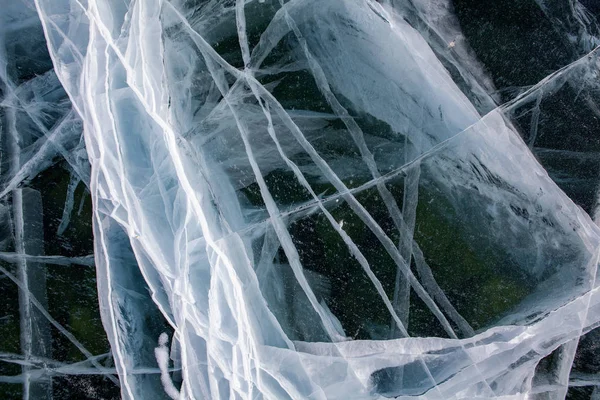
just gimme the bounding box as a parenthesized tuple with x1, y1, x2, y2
(3, 0, 600, 399)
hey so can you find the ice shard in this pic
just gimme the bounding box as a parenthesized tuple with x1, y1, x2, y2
(3, 0, 600, 398)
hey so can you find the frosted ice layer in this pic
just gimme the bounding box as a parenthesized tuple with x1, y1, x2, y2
(3, 0, 600, 399)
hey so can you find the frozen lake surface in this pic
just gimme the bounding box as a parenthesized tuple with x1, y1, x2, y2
(2, 0, 600, 399)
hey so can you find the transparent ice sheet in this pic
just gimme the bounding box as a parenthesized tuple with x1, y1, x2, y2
(3, 0, 600, 399)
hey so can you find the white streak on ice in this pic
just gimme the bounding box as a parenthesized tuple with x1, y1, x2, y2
(155, 333, 180, 400)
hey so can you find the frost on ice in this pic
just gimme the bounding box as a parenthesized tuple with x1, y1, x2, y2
(2, 0, 600, 398)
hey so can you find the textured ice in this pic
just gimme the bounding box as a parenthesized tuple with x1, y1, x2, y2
(3, 0, 600, 399)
